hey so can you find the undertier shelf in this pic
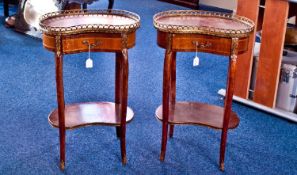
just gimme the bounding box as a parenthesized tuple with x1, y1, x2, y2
(155, 101, 239, 129)
(48, 102, 134, 129)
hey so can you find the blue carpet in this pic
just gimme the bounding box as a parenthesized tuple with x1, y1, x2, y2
(0, 0, 297, 174)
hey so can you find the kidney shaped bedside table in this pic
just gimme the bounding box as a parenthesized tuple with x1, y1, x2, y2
(153, 10, 254, 171)
(39, 9, 140, 170)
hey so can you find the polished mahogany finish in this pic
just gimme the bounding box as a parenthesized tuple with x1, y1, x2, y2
(55, 43, 66, 170)
(154, 10, 254, 171)
(157, 31, 249, 55)
(40, 10, 140, 170)
(48, 102, 134, 129)
(155, 102, 239, 129)
(42, 33, 136, 54)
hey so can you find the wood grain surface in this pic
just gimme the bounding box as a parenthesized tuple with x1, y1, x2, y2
(253, 0, 289, 107)
(234, 0, 260, 99)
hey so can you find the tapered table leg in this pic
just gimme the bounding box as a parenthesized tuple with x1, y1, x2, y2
(160, 48, 173, 161)
(115, 52, 123, 138)
(55, 36, 66, 170)
(219, 38, 239, 171)
(120, 49, 129, 164)
(169, 52, 176, 138)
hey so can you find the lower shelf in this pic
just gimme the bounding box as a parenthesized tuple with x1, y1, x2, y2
(48, 102, 134, 129)
(155, 101, 239, 129)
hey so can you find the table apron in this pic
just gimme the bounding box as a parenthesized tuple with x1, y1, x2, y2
(42, 32, 136, 54)
(157, 31, 249, 56)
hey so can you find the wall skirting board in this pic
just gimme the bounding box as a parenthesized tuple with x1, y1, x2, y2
(218, 89, 297, 123)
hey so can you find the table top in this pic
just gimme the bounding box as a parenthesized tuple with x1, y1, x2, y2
(39, 9, 140, 35)
(154, 10, 254, 38)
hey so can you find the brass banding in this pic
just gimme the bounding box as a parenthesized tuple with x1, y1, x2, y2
(39, 9, 141, 35)
(153, 10, 254, 38)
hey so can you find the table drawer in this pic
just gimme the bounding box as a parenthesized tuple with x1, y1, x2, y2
(172, 34, 249, 55)
(63, 33, 135, 53)
(42, 33, 136, 54)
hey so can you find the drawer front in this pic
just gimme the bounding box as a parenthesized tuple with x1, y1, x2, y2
(63, 33, 136, 53)
(172, 34, 249, 55)
(63, 35, 123, 53)
(42, 33, 136, 54)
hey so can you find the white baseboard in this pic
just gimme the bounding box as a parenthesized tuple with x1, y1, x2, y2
(218, 89, 297, 123)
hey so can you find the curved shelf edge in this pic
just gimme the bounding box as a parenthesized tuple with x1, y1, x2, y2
(155, 101, 239, 129)
(48, 102, 134, 130)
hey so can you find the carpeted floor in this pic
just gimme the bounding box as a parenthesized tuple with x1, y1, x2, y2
(0, 0, 297, 174)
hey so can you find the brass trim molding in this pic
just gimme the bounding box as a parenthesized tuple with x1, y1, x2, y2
(153, 10, 254, 38)
(40, 9, 140, 35)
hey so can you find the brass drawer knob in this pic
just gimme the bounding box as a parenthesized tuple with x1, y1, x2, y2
(192, 41, 212, 49)
(81, 40, 102, 68)
(82, 40, 102, 48)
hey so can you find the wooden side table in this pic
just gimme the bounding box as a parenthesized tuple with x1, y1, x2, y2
(153, 10, 254, 171)
(39, 9, 140, 170)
